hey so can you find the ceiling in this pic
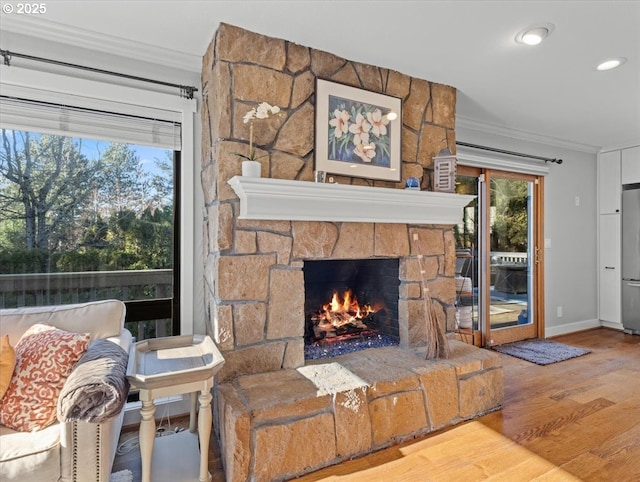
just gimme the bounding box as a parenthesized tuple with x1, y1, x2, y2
(2, 1, 639, 151)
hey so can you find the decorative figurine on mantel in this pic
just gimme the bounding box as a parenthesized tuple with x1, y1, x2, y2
(235, 101, 282, 178)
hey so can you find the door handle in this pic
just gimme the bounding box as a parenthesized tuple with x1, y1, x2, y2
(604, 266, 616, 269)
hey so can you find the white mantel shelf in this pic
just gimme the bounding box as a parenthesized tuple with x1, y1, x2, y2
(228, 176, 475, 225)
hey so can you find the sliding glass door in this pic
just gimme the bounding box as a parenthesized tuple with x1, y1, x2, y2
(456, 166, 544, 346)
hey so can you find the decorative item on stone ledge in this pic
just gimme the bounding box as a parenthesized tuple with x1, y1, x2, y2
(405, 177, 420, 190)
(234, 102, 282, 178)
(433, 147, 457, 192)
(418, 254, 450, 359)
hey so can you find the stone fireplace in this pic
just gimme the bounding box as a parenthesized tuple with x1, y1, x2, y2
(202, 22, 463, 383)
(201, 23, 503, 482)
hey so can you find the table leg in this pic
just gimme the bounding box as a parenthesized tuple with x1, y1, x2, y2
(198, 389, 212, 482)
(189, 391, 197, 433)
(139, 399, 156, 482)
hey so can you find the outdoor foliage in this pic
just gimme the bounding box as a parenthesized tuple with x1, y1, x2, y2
(0, 129, 173, 274)
(454, 175, 529, 253)
(491, 178, 529, 252)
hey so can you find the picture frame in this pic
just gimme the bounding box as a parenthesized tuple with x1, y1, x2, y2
(315, 79, 402, 182)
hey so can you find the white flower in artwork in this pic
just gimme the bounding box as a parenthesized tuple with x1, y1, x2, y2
(353, 143, 376, 163)
(329, 109, 351, 139)
(348, 113, 372, 146)
(367, 109, 390, 137)
(327, 100, 393, 166)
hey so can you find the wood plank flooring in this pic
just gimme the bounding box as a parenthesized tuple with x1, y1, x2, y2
(113, 328, 640, 481)
(314, 422, 582, 481)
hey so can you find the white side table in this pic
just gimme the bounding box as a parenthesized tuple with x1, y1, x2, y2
(126, 335, 225, 482)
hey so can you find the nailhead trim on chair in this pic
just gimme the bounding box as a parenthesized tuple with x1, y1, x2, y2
(95, 424, 101, 481)
(70, 422, 104, 481)
(72, 422, 78, 481)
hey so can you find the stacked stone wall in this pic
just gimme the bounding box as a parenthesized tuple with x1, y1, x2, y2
(201, 23, 459, 381)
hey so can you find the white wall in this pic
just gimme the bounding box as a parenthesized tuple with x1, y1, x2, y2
(457, 125, 600, 336)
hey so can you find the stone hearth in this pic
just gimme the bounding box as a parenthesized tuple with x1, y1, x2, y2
(218, 341, 503, 481)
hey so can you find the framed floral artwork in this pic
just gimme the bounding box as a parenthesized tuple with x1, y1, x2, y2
(315, 79, 402, 182)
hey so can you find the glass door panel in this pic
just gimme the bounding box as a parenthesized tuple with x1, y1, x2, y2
(485, 171, 538, 345)
(455, 169, 480, 343)
(456, 166, 543, 347)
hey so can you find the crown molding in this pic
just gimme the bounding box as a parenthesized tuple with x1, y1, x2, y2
(599, 141, 640, 153)
(1, 15, 202, 73)
(456, 115, 600, 154)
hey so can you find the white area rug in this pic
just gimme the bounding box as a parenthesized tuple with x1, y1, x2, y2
(109, 469, 133, 482)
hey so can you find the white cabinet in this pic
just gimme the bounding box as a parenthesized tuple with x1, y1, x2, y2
(598, 150, 621, 214)
(621, 146, 640, 184)
(599, 214, 621, 323)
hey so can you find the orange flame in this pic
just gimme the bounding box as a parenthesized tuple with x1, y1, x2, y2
(312, 289, 376, 336)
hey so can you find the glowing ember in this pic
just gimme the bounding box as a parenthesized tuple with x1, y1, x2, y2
(310, 289, 377, 339)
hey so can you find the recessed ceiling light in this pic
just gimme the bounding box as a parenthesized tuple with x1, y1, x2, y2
(522, 28, 548, 45)
(596, 57, 627, 71)
(515, 23, 555, 46)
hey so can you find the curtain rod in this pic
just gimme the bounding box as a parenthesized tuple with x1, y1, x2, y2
(1, 49, 198, 100)
(456, 141, 563, 164)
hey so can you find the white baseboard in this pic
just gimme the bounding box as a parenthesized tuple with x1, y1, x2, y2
(600, 320, 625, 331)
(545, 319, 601, 338)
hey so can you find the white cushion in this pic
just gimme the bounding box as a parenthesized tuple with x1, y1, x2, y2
(0, 423, 61, 481)
(0, 299, 125, 345)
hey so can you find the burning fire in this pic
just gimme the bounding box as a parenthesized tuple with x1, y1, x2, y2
(311, 289, 377, 339)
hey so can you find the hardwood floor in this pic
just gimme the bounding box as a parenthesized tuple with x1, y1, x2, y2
(307, 421, 583, 481)
(113, 328, 639, 481)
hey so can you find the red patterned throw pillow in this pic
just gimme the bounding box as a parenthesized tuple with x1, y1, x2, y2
(0, 324, 90, 432)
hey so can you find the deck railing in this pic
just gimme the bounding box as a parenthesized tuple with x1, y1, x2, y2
(491, 251, 528, 264)
(0, 269, 173, 340)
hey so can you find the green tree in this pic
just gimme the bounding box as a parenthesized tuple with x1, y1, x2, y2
(1, 132, 173, 274)
(0, 130, 95, 270)
(88, 144, 172, 270)
(491, 178, 529, 252)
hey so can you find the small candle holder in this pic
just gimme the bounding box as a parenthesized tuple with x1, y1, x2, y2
(405, 177, 420, 190)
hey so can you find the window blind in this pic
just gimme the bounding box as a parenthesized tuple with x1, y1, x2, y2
(0, 96, 182, 150)
(456, 145, 551, 176)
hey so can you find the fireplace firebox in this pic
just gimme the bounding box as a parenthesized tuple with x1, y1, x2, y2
(303, 258, 400, 359)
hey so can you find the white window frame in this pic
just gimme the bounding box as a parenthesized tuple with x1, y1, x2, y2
(0, 65, 198, 335)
